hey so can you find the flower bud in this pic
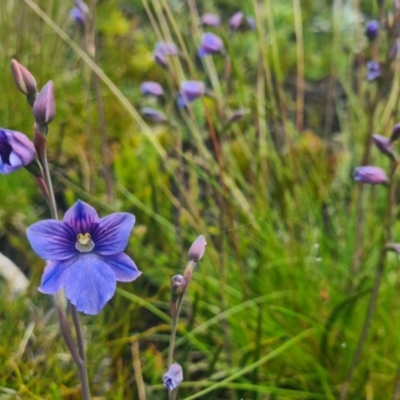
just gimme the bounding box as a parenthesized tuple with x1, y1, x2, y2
(70, 7, 87, 25)
(188, 235, 207, 262)
(171, 274, 187, 295)
(141, 107, 167, 122)
(197, 33, 224, 57)
(366, 60, 381, 81)
(140, 82, 164, 97)
(33, 81, 55, 127)
(354, 166, 388, 185)
(365, 20, 379, 40)
(178, 81, 205, 108)
(201, 13, 221, 27)
(372, 134, 395, 160)
(0, 128, 36, 174)
(230, 11, 244, 30)
(11, 59, 38, 104)
(390, 123, 400, 143)
(164, 363, 183, 391)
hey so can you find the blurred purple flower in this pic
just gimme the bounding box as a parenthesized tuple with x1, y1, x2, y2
(141, 107, 167, 122)
(366, 60, 381, 81)
(70, 0, 89, 25)
(230, 11, 244, 30)
(365, 20, 379, 40)
(198, 33, 224, 57)
(164, 363, 183, 391)
(188, 235, 207, 262)
(33, 81, 55, 126)
(140, 82, 164, 97)
(154, 42, 179, 67)
(201, 13, 221, 26)
(0, 128, 36, 174)
(246, 16, 256, 30)
(26, 200, 141, 315)
(178, 81, 205, 108)
(372, 134, 395, 159)
(354, 166, 388, 185)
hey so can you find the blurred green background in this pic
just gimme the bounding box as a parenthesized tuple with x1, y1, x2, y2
(0, 0, 399, 398)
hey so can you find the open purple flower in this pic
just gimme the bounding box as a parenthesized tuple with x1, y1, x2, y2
(198, 33, 224, 57)
(141, 107, 167, 122)
(178, 81, 205, 108)
(26, 200, 141, 315)
(0, 128, 36, 174)
(366, 60, 381, 81)
(140, 82, 164, 97)
(354, 166, 388, 185)
(164, 363, 183, 391)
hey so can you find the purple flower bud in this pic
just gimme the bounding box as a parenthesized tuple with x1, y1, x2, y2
(365, 20, 379, 40)
(201, 13, 221, 26)
(164, 363, 183, 391)
(154, 51, 168, 68)
(11, 59, 38, 99)
(141, 107, 167, 122)
(70, 7, 86, 25)
(354, 166, 388, 185)
(198, 33, 224, 57)
(33, 81, 55, 126)
(188, 235, 207, 262)
(0, 128, 36, 174)
(140, 82, 164, 97)
(366, 60, 381, 81)
(75, 0, 89, 15)
(246, 16, 256, 30)
(230, 11, 244, 30)
(178, 81, 205, 108)
(372, 134, 395, 159)
(171, 274, 187, 295)
(390, 123, 400, 143)
(155, 42, 179, 56)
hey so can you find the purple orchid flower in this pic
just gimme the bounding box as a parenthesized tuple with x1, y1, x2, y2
(230, 11, 244, 30)
(26, 200, 141, 315)
(164, 363, 183, 391)
(141, 107, 167, 122)
(0, 128, 36, 174)
(70, 0, 89, 25)
(153, 42, 179, 67)
(140, 82, 164, 97)
(197, 32, 224, 57)
(178, 81, 205, 108)
(354, 166, 388, 185)
(201, 13, 221, 26)
(366, 60, 381, 81)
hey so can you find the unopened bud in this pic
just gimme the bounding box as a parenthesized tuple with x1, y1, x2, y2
(390, 123, 400, 143)
(32, 81, 55, 128)
(164, 363, 183, 391)
(171, 274, 187, 295)
(354, 166, 388, 185)
(372, 134, 396, 160)
(11, 59, 38, 105)
(188, 235, 207, 262)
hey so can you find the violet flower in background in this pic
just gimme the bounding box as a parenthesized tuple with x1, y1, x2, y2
(141, 107, 167, 122)
(154, 42, 179, 67)
(140, 82, 164, 97)
(372, 134, 395, 159)
(0, 128, 36, 174)
(366, 60, 381, 81)
(198, 32, 224, 57)
(365, 20, 379, 40)
(230, 11, 244, 30)
(201, 13, 221, 26)
(178, 81, 205, 108)
(33, 81, 55, 127)
(354, 166, 388, 185)
(26, 200, 141, 315)
(164, 363, 183, 391)
(246, 16, 256, 30)
(70, 0, 89, 26)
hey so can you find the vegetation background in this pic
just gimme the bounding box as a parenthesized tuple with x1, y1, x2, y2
(0, 0, 398, 398)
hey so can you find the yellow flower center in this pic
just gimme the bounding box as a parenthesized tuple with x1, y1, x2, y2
(76, 233, 94, 252)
